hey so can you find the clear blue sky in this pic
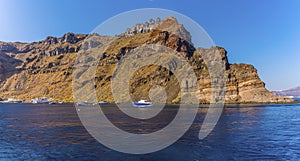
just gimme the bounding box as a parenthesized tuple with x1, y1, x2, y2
(0, 0, 299, 90)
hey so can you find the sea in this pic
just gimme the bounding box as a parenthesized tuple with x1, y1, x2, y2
(1, 101, 300, 160)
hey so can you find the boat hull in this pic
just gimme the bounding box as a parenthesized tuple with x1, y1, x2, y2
(132, 102, 152, 107)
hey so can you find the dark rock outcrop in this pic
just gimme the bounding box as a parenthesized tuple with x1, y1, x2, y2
(154, 17, 192, 45)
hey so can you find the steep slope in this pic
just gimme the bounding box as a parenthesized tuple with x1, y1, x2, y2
(0, 33, 89, 102)
(0, 17, 296, 104)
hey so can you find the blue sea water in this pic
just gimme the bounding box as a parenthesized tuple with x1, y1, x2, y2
(0, 103, 300, 160)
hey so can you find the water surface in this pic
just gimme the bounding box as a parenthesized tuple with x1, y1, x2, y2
(0, 103, 300, 160)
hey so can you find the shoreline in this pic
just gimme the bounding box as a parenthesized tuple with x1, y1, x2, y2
(2, 100, 298, 106)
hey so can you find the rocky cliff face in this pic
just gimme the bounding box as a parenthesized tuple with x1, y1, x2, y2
(225, 64, 293, 103)
(0, 17, 295, 103)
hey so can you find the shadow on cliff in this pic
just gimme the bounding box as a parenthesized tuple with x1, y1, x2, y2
(0, 52, 23, 83)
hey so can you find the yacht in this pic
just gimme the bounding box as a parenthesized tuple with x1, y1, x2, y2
(98, 101, 108, 105)
(31, 97, 53, 104)
(132, 100, 152, 107)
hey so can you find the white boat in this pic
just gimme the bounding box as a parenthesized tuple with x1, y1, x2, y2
(76, 101, 93, 106)
(98, 101, 108, 104)
(31, 97, 53, 104)
(3, 98, 23, 103)
(132, 100, 152, 107)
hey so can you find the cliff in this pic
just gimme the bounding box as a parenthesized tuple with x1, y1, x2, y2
(0, 17, 295, 104)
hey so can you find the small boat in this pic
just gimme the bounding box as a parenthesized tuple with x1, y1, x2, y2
(132, 100, 152, 107)
(76, 101, 93, 106)
(98, 101, 108, 105)
(31, 97, 53, 104)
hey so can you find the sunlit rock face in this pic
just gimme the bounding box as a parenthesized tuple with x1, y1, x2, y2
(0, 17, 296, 104)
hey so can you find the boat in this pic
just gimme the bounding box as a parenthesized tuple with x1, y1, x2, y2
(132, 100, 152, 107)
(76, 101, 93, 106)
(98, 101, 108, 105)
(31, 97, 53, 104)
(2, 98, 23, 103)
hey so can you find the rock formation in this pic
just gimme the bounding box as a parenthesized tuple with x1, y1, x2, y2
(120, 17, 192, 45)
(0, 17, 296, 104)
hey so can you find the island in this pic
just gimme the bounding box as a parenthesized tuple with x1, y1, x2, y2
(0, 17, 296, 104)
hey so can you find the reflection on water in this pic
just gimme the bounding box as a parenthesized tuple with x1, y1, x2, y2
(1, 103, 300, 160)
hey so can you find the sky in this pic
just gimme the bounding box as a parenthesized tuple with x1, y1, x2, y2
(0, 0, 299, 90)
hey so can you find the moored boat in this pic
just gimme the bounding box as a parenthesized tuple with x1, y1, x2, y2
(31, 97, 53, 104)
(2, 98, 23, 103)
